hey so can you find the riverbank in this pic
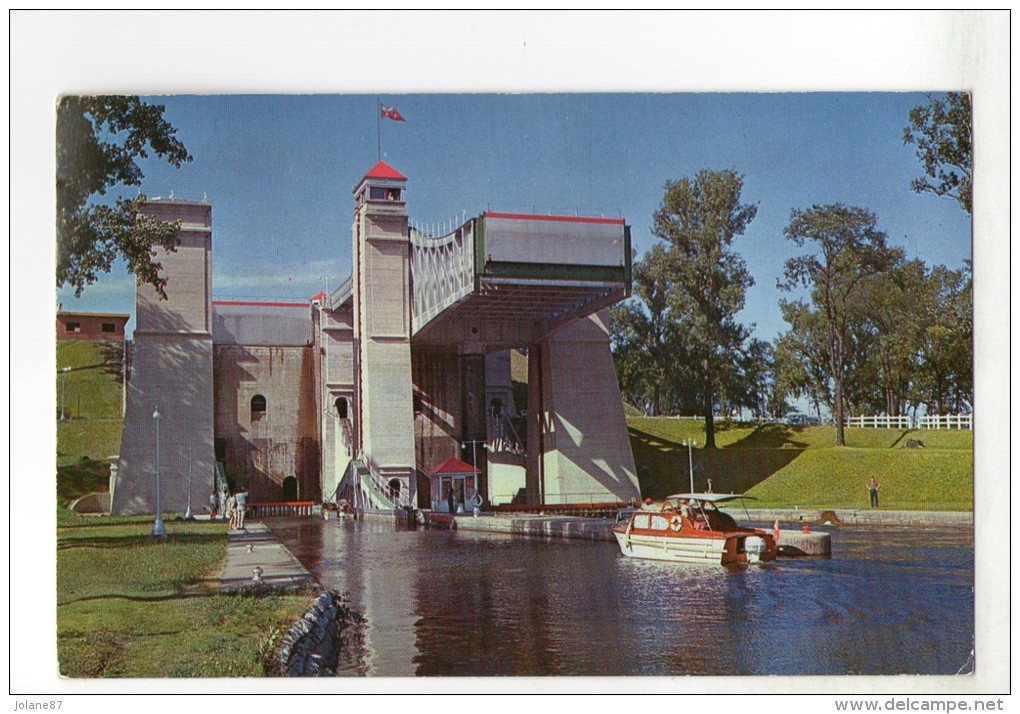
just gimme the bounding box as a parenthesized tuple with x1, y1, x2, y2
(56, 513, 312, 677)
(627, 418, 973, 511)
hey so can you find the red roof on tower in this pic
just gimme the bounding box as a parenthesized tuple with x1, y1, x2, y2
(430, 456, 480, 476)
(362, 161, 407, 182)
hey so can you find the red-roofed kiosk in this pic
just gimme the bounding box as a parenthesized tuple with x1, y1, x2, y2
(429, 456, 481, 514)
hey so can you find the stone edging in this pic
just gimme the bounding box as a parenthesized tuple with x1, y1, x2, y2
(275, 592, 366, 677)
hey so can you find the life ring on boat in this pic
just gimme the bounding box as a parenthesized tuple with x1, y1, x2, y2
(471, 493, 483, 508)
(670, 515, 683, 532)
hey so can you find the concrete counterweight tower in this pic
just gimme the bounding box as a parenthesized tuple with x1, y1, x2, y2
(352, 162, 417, 502)
(112, 200, 216, 515)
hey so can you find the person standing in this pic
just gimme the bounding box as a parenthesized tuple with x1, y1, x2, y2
(226, 492, 237, 530)
(867, 477, 880, 508)
(209, 491, 219, 520)
(234, 487, 248, 530)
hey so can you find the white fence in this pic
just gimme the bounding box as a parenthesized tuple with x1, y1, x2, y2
(845, 414, 972, 430)
(845, 415, 913, 429)
(918, 414, 973, 430)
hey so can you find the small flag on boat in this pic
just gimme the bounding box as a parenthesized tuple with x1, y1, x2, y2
(773, 519, 780, 543)
(380, 105, 406, 122)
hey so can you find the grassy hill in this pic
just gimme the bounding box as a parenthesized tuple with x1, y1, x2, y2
(56, 341, 125, 505)
(627, 417, 973, 511)
(57, 341, 124, 420)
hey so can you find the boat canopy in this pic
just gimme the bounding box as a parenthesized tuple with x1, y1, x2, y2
(666, 493, 757, 504)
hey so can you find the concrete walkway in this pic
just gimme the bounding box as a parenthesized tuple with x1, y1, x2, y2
(220, 522, 317, 592)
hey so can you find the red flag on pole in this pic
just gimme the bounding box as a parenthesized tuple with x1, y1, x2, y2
(380, 105, 406, 122)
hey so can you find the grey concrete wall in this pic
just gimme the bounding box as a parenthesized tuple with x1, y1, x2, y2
(213, 345, 319, 502)
(353, 199, 416, 499)
(527, 310, 640, 504)
(487, 454, 526, 505)
(485, 350, 516, 416)
(113, 201, 215, 516)
(213, 303, 312, 347)
(484, 214, 626, 267)
(113, 335, 215, 514)
(319, 303, 355, 501)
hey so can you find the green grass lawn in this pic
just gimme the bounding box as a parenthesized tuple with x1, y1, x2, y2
(744, 448, 973, 511)
(627, 418, 973, 511)
(57, 341, 124, 420)
(57, 514, 312, 677)
(57, 419, 123, 467)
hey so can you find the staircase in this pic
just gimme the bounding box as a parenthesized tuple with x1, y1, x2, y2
(337, 457, 414, 512)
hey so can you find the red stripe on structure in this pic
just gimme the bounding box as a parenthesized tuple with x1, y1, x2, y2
(484, 212, 625, 226)
(212, 301, 309, 308)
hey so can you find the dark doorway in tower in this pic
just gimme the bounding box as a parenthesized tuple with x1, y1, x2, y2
(388, 478, 401, 501)
(334, 397, 348, 419)
(282, 475, 298, 501)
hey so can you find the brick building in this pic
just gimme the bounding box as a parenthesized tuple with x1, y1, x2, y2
(56, 311, 129, 341)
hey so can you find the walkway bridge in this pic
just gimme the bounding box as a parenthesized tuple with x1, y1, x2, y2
(329, 211, 631, 348)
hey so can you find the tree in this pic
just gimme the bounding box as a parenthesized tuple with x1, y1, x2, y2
(773, 299, 832, 421)
(780, 205, 897, 446)
(916, 262, 973, 414)
(610, 245, 688, 416)
(651, 169, 758, 447)
(57, 96, 192, 298)
(903, 92, 972, 214)
(854, 257, 924, 417)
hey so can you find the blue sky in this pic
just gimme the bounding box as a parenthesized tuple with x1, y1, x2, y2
(56, 92, 971, 342)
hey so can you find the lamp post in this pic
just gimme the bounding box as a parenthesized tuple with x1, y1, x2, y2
(59, 367, 71, 421)
(184, 444, 194, 520)
(462, 439, 481, 510)
(682, 438, 697, 493)
(152, 408, 166, 537)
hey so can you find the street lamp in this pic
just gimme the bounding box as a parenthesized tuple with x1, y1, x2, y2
(682, 438, 697, 493)
(462, 439, 482, 512)
(152, 408, 166, 537)
(59, 367, 71, 421)
(184, 444, 194, 520)
(461, 440, 479, 474)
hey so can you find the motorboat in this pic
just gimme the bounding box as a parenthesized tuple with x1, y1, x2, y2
(613, 493, 777, 565)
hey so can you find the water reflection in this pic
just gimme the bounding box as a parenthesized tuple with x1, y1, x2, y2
(267, 518, 973, 677)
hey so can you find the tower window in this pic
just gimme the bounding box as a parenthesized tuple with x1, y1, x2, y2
(335, 397, 348, 419)
(251, 394, 267, 420)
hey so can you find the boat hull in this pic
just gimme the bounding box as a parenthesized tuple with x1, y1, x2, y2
(613, 529, 775, 565)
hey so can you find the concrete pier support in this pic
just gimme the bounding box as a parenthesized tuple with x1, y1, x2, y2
(112, 201, 216, 515)
(460, 350, 488, 503)
(526, 310, 640, 505)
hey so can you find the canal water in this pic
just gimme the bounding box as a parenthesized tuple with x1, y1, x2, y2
(267, 517, 973, 677)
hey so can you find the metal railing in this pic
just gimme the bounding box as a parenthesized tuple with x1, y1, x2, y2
(329, 276, 353, 309)
(487, 412, 525, 456)
(363, 459, 414, 509)
(410, 218, 475, 334)
(247, 501, 316, 517)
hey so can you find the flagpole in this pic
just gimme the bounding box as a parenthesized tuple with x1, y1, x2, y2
(377, 98, 381, 162)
